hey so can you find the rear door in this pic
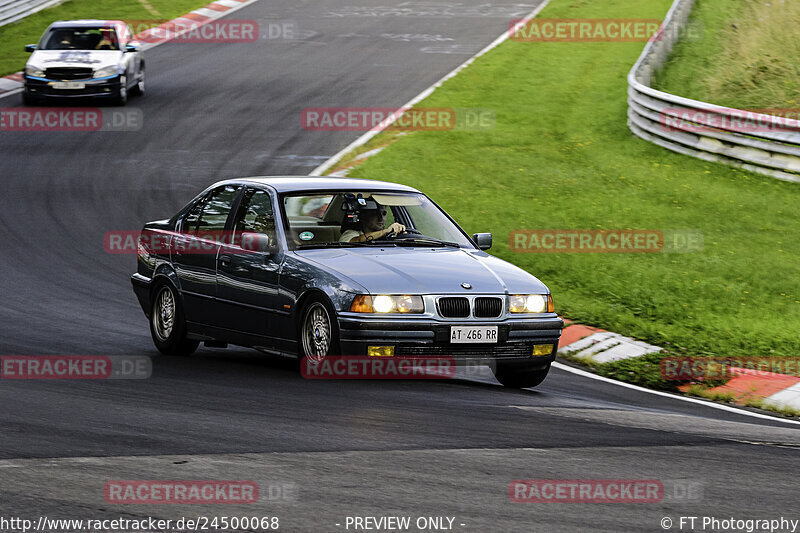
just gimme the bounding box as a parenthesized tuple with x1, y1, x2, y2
(171, 184, 242, 326)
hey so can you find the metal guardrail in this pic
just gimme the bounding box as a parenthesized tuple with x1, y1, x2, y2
(627, 0, 800, 183)
(0, 0, 64, 28)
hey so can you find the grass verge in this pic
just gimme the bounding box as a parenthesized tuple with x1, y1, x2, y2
(653, 0, 800, 110)
(338, 0, 800, 378)
(0, 0, 215, 76)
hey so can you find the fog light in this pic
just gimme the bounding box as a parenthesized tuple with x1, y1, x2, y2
(532, 344, 553, 357)
(368, 346, 395, 357)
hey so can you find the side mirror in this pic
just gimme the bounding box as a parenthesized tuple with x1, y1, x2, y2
(125, 42, 140, 52)
(25, 44, 37, 53)
(473, 232, 492, 251)
(241, 232, 278, 254)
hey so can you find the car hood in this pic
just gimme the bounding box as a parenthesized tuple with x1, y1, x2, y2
(297, 247, 549, 295)
(29, 50, 122, 71)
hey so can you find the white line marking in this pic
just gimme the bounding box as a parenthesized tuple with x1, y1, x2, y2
(192, 7, 220, 18)
(765, 382, 800, 411)
(309, 0, 553, 175)
(137, 0, 161, 17)
(552, 362, 800, 427)
(0, 78, 21, 91)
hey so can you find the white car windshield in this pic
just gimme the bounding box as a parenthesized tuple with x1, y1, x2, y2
(283, 191, 475, 249)
(41, 27, 120, 50)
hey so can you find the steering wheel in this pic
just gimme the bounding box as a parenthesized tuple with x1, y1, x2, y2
(385, 228, 423, 239)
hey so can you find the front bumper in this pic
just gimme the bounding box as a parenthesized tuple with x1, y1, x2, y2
(338, 314, 563, 366)
(24, 75, 122, 98)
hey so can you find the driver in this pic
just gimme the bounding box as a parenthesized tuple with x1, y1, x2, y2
(58, 31, 76, 49)
(340, 202, 405, 243)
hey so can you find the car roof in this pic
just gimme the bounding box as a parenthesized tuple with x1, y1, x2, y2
(216, 176, 422, 194)
(49, 20, 123, 29)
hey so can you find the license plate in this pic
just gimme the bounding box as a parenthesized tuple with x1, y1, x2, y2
(51, 81, 85, 89)
(450, 326, 498, 343)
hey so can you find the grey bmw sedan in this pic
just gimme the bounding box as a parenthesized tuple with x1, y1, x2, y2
(131, 176, 563, 388)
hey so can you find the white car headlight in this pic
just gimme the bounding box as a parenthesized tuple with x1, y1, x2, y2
(509, 294, 554, 313)
(93, 66, 119, 78)
(350, 295, 425, 314)
(25, 65, 45, 77)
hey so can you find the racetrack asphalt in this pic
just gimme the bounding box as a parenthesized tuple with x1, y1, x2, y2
(1, 0, 798, 530)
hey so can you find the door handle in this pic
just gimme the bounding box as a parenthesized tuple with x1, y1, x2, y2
(219, 255, 231, 267)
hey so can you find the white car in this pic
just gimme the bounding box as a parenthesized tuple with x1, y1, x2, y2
(23, 20, 145, 106)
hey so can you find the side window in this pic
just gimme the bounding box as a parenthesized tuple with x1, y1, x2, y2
(196, 185, 241, 235)
(182, 198, 205, 234)
(233, 189, 276, 246)
(285, 195, 334, 219)
(300, 195, 333, 218)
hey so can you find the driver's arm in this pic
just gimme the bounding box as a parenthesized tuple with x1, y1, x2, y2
(351, 222, 406, 242)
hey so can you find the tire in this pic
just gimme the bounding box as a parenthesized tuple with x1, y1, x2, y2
(115, 76, 128, 106)
(493, 363, 550, 388)
(130, 70, 145, 97)
(298, 296, 339, 364)
(149, 282, 199, 356)
(22, 91, 37, 106)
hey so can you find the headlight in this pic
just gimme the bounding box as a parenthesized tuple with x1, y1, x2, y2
(509, 294, 554, 313)
(25, 65, 45, 77)
(93, 66, 119, 78)
(350, 295, 424, 314)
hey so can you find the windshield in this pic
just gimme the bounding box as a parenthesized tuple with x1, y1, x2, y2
(282, 191, 475, 249)
(40, 27, 120, 50)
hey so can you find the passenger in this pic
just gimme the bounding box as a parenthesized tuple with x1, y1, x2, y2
(96, 30, 117, 50)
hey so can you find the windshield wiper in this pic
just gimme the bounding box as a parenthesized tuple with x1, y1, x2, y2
(390, 238, 461, 248)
